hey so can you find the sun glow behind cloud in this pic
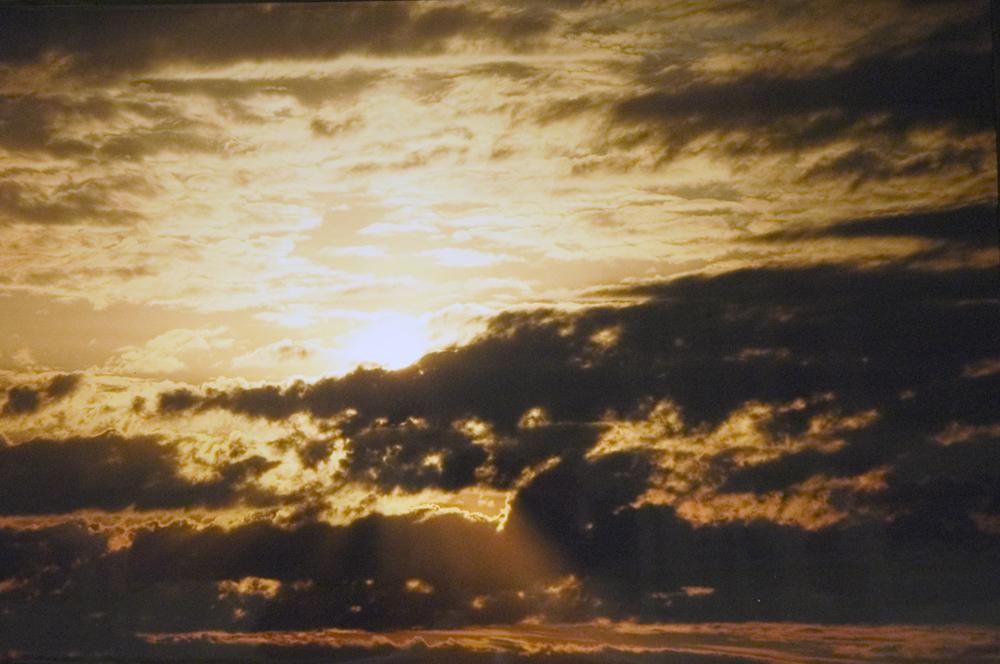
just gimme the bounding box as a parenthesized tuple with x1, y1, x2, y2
(338, 312, 434, 371)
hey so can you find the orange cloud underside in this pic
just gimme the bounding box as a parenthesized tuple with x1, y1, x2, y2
(142, 621, 1000, 663)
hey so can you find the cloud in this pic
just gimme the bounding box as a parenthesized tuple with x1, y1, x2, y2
(2, 450, 998, 650)
(342, 419, 488, 492)
(799, 145, 989, 188)
(126, 510, 558, 630)
(217, 576, 281, 600)
(0, 92, 204, 164)
(310, 115, 364, 138)
(140, 622, 1000, 663)
(0, 522, 109, 598)
(0, 1, 996, 655)
(141, 260, 999, 625)
(0, 94, 115, 156)
(96, 124, 223, 161)
(0, 433, 279, 514)
(613, 28, 993, 160)
(230, 339, 326, 370)
(104, 327, 233, 375)
(0, 4, 556, 79)
(159, 261, 998, 442)
(2, 373, 81, 416)
(0, 255, 1000, 644)
(754, 203, 999, 247)
(2, 386, 40, 416)
(0, 177, 144, 226)
(500, 448, 1000, 624)
(135, 71, 386, 108)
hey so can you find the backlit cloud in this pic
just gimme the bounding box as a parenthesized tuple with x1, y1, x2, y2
(0, 0, 995, 660)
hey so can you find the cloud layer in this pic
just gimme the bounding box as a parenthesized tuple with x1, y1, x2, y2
(0, 0, 996, 660)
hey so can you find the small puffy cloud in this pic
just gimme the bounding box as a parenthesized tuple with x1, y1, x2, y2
(103, 327, 233, 375)
(404, 578, 434, 594)
(217, 576, 282, 600)
(231, 339, 327, 370)
(1, 373, 81, 416)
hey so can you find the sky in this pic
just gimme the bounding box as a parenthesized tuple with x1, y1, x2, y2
(0, 0, 998, 661)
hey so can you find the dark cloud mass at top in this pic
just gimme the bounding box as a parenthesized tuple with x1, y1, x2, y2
(0, 0, 997, 661)
(613, 16, 993, 161)
(0, 3, 553, 78)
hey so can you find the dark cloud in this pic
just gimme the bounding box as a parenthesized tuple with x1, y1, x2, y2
(127, 511, 557, 630)
(2, 373, 81, 415)
(0, 4, 555, 79)
(0, 523, 241, 657)
(799, 144, 989, 187)
(0, 92, 214, 167)
(96, 124, 222, 161)
(755, 203, 1000, 247)
(310, 115, 363, 138)
(718, 375, 999, 493)
(0, 433, 279, 514)
(0, 94, 114, 156)
(1, 386, 38, 416)
(5, 445, 993, 656)
(154, 261, 999, 574)
(0, 523, 111, 602)
(535, 94, 605, 125)
(134, 70, 386, 108)
(613, 35, 993, 159)
(464, 60, 542, 80)
(44, 372, 81, 399)
(0, 177, 144, 225)
(0, 443, 996, 660)
(875, 436, 1000, 542)
(158, 386, 200, 413)
(503, 448, 1000, 625)
(657, 181, 743, 201)
(162, 261, 998, 433)
(0, 518, 761, 662)
(343, 420, 487, 492)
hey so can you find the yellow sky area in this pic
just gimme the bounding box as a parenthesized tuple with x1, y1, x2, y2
(1, 11, 995, 381)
